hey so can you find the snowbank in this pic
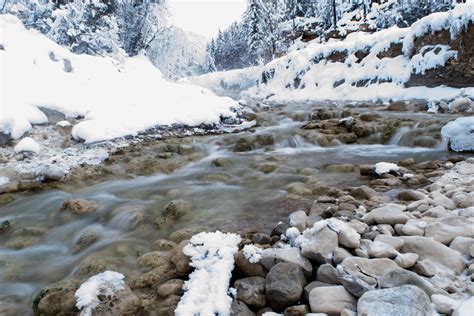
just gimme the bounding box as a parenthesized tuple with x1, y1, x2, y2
(441, 117, 474, 152)
(175, 231, 241, 316)
(0, 14, 239, 143)
(75, 271, 125, 316)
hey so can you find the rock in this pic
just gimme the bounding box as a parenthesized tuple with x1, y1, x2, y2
(432, 294, 461, 314)
(266, 262, 307, 311)
(309, 286, 356, 314)
(350, 186, 378, 200)
(394, 253, 418, 268)
(327, 218, 360, 249)
(400, 219, 426, 236)
(234, 137, 253, 152)
(413, 136, 439, 148)
(61, 199, 98, 215)
(234, 276, 266, 309)
(334, 247, 353, 264)
(157, 279, 184, 297)
(231, 300, 255, 316)
(340, 257, 399, 285)
(303, 281, 332, 301)
(367, 241, 398, 258)
(256, 163, 278, 174)
(337, 267, 376, 298)
(289, 210, 307, 232)
(359, 165, 375, 176)
(235, 250, 266, 277)
(387, 102, 408, 111)
(40, 164, 66, 181)
(90, 284, 141, 315)
(132, 263, 178, 288)
(397, 190, 426, 201)
(71, 229, 100, 254)
(154, 239, 177, 251)
(316, 264, 342, 285)
(398, 158, 416, 166)
(137, 251, 169, 269)
(373, 235, 404, 251)
(252, 233, 272, 245)
(362, 205, 409, 225)
(283, 304, 310, 315)
(400, 236, 465, 274)
(212, 158, 232, 168)
(378, 268, 446, 296)
(425, 218, 474, 245)
(261, 247, 312, 278)
(430, 191, 456, 210)
(286, 182, 312, 196)
(357, 285, 431, 316)
(450, 236, 474, 257)
(416, 161, 439, 170)
(413, 259, 437, 277)
(453, 297, 474, 316)
(170, 240, 192, 276)
(32, 279, 80, 315)
(299, 224, 338, 264)
(0, 131, 11, 146)
(163, 200, 192, 220)
(326, 164, 356, 173)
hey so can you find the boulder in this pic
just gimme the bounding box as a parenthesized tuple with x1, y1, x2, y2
(261, 247, 312, 278)
(300, 224, 338, 264)
(61, 199, 98, 215)
(32, 279, 80, 315)
(362, 205, 409, 225)
(400, 236, 465, 274)
(170, 240, 192, 276)
(309, 286, 356, 314)
(266, 263, 307, 311)
(357, 285, 431, 316)
(378, 268, 446, 297)
(316, 264, 342, 285)
(235, 250, 267, 277)
(234, 277, 266, 309)
(339, 257, 399, 285)
(350, 186, 378, 200)
(230, 300, 255, 316)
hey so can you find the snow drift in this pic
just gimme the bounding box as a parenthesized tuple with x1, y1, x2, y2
(0, 14, 239, 144)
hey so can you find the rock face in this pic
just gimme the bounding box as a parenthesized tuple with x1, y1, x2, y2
(357, 285, 431, 316)
(266, 262, 307, 311)
(309, 286, 356, 314)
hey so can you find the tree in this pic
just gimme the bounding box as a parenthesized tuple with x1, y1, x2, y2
(243, 0, 271, 64)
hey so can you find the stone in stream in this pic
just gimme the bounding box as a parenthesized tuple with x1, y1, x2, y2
(71, 229, 101, 254)
(169, 240, 192, 276)
(339, 257, 399, 285)
(230, 300, 255, 316)
(235, 250, 267, 277)
(157, 279, 184, 297)
(413, 259, 437, 277)
(378, 268, 447, 297)
(33, 279, 81, 315)
(362, 205, 409, 225)
(424, 217, 474, 245)
(350, 185, 378, 200)
(265, 262, 307, 311)
(234, 276, 267, 309)
(234, 137, 253, 152)
(309, 285, 356, 314)
(89, 284, 142, 315)
(163, 199, 192, 220)
(394, 253, 418, 268)
(367, 241, 398, 258)
(316, 263, 342, 285)
(60, 199, 98, 215)
(300, 224, 338, 264)
(260, 247, 313, 278)
(357, 285, 431, 316)
(289, 210, 307, 232)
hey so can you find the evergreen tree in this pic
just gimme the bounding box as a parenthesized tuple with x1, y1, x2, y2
(243, 0, 271, 64)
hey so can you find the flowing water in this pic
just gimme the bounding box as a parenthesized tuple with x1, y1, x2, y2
(0, 103, 468, 314)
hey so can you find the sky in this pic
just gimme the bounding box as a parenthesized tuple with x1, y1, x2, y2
(168, 0, 247, 39)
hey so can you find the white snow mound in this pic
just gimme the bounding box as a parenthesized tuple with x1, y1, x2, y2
(0, 14, 239, 143)
(14, 137, 40, 154)
(375, 162, 400, 175)
(175, 231, 242, 316)
(441, 117, 474, 152)
(75, 271, 125, 316)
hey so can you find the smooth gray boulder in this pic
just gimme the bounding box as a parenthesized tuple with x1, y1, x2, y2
(266, 262, 307, 311)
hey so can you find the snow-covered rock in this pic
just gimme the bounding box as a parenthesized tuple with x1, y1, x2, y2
(375, 162, 400, 175)
(175, 231, 241, 316)
(75, 271, 125, 316)
(14, 137, 40, 154)
(441, 117, 474, 152)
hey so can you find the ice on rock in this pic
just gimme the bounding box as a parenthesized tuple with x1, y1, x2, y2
(75, 271, 125, 316)
(243, 244, 263, 263)
(175, 231, 241, 316)
(441, 117, 474, 152)
(375, 162, 400, 175)
(14, 137, 40, 154)
(0, 176, 10, 186)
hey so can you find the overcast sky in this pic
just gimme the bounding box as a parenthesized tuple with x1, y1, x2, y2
(168, 0, 247, 39)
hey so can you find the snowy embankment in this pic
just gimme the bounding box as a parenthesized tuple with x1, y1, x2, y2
(192, 1, 474, 104)
(0, 14, 239, 144)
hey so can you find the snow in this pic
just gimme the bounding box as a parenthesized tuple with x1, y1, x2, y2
(193, 2, 474, 104)
(56, 120, 71, 127)
(454, 297, 474, 316)
(0, 14, 240, 144)
(75, 271, 125, 316)
(175, 231, 242, 316)
(242, 244, 263, 264)
(0, 176, 9, 186)
(441, 117, 474, 152)
(14, 137, 40, 154)
(375, 162, 400, 175)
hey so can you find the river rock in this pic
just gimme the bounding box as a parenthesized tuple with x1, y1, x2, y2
(283, 304, 310, 315)
(266, 262, 307, 311)
(373, 235, 404, 251)
(300, 224, 338, 264)
(234, 137, 253, 152)
(235, 250, 266, 277)
(286, 182, 312, 196)
(61, 199, 98, 215)
(449, 236, 474, 257)
(234, 276, 266, 309)
(309, 286, 356, 314)
(154, 239, 177, 251)
(157, 279, 184, 297)
(90, 284, 141, 315)
(357, 285, 431, 316)
(394, 252, 418, 268)
(32, 279, 80, 315)
(362, 205, 409, 225)
(334, 247, 353, 264)
(350, 186, 378, 200)
(137, 251, 169, 269)
(170, 240, 191, 276)
(261, 247, 312, 278)
(367, 241, 398, 258)
(327, 218, 360, 248)
(430, 191, 456, 210)
(400, 219, 426, 236)
(397, 190, 426, 201)
(289, 210, 307, 232)
(425, 218, 474, 245)
(163, 199, 192, 220)
(378, 268, 446, 296)
(339, 257, 399, 285)
(71, 229, 100, 254)
(431, 294, 462, 314)
(326, 163, 356, 173)
(252, 233, 272, 245)
(316, 263, 342, 285)
(413, 259, 437, 277)
(400, 236, 465, 274)
(231, 300, 255, 316)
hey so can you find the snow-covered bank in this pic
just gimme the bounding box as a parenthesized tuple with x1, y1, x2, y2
(191, 1, 474, 104)
(0, 14, 240, 144)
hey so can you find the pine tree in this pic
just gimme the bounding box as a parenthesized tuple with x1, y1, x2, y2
(243, 0, 271, 64)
